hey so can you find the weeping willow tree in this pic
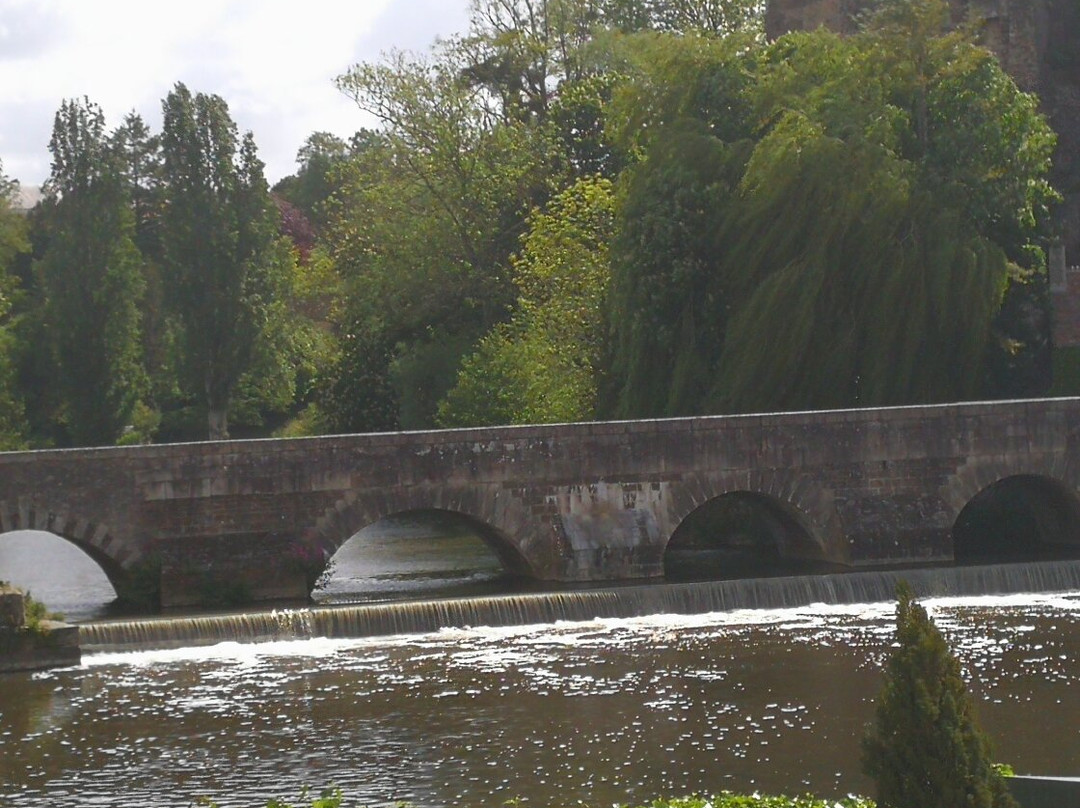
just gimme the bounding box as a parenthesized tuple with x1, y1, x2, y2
(712, 114, 1012, 411)
(604, 0, 1057, 417)
(603, 33, 758, 417)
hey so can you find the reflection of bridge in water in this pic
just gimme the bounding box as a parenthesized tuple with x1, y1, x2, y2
(2, 398, 1080, 609)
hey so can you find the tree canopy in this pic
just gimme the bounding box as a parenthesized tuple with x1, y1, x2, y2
(0, 161, 28, 449)
(160, 83, 289, 439)
(0, 0, 1063, 446)
(37, 98, 146, 445)
(604, 1, 1057, 417)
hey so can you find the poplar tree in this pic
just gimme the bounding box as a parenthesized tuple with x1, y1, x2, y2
(0, 162, 28, 448)
(38, 98, 146, 445)
(862, 583, 1018, 808)
(159, 83, 280, 440)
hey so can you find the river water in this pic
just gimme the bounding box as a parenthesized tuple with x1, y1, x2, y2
(2, 531, 1080, 806)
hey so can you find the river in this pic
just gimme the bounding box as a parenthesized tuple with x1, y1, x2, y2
(1, 531, 1080, 806)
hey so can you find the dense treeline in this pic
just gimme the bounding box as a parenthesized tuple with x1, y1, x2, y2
(0, 0, 1060, 448)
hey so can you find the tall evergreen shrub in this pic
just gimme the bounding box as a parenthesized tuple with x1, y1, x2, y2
(862, 583, 1017, 808)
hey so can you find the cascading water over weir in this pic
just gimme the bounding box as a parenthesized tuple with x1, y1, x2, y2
(79, 559, 1080, 652)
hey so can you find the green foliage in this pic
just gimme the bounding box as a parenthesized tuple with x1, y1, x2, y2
(862, 583, 1017, 808)
(21, 590, 63, 632)
(0, 0, 1063, 442)
(37, 98, 148, 445)
(0, 583, 64, 633)
(606, 121, 752, 417)
(160, 83, 286, 439)
(619, 796, 873, 808)
(0, 161, 29, 449)
(115, 400, 161, 445)
(272, 132, 353, 227)
(439, 176, 615, 426)
(317, 314, 400, 434)
(328, 39, 557, 429)
(605, 1, 1057, 418)
(195, 787, 343, 808)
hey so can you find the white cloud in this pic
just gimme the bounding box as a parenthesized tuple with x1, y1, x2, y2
(0, 0, 470, 186)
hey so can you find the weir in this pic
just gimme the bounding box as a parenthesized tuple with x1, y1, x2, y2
(79, 559, 1080, 652)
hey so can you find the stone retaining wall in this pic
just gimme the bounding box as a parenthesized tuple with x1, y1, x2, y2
(0, 586, 81, 673)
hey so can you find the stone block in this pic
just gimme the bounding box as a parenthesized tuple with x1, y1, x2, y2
(0, 586, 25, 628)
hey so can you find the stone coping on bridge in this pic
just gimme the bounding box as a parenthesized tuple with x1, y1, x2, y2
(0, 396, 1074, 461)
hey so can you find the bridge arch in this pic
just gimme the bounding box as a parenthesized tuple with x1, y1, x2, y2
(943, 455, 1080, 562)
(661, 471, 846, 579)
(305, 486, 541, 578)
(0, 499, 142, 595)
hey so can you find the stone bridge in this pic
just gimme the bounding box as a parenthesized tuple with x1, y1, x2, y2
(3, 398, 1080, 609)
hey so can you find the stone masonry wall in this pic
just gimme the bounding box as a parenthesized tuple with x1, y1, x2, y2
(3, 399, 1080, 608)
(1052, 266, 1080, 347)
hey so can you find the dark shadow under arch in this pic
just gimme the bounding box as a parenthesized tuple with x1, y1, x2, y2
(953, 474, 1080, 563)
(664, 491, 839, 581)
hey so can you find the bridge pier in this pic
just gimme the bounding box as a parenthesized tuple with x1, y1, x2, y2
(157, 532, 311, 609)
(549, 481, 667, 581)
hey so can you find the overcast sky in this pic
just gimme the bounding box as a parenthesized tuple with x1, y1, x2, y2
(0, 0, 472, 189)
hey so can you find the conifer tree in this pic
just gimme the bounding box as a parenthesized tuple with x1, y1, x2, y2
(862, 583, 1017, 808)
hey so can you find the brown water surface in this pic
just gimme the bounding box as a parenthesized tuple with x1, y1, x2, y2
(1, 593, 1079, 807)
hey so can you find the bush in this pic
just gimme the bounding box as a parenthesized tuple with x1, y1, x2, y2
(619, 796, 873, 808)
(862, 583, 1016, 808)
(1, 583, 64, 634)
(195, 787, 342, 808)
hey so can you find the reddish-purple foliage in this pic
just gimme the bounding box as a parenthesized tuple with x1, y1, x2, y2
(272, 194, 316, 262)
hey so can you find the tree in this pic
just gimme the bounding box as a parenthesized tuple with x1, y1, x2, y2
(272, 131, 353, 227)
(862, 583, 1017, 808)
(710, 6, 1056, 411)
(602, 33, 757, 417)
(331, 39, 557, 429)
(438, 175, 615, 426)
(111, 112, 162, 256)
(37, 98, 146, 445)
(159, 83, 285, 439)
(0, 161, 28, 448)
(112, 111, 177, 432)
(603, 2, 1057, 418)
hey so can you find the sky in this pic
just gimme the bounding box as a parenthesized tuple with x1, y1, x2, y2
(0, 0, 472, 189)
